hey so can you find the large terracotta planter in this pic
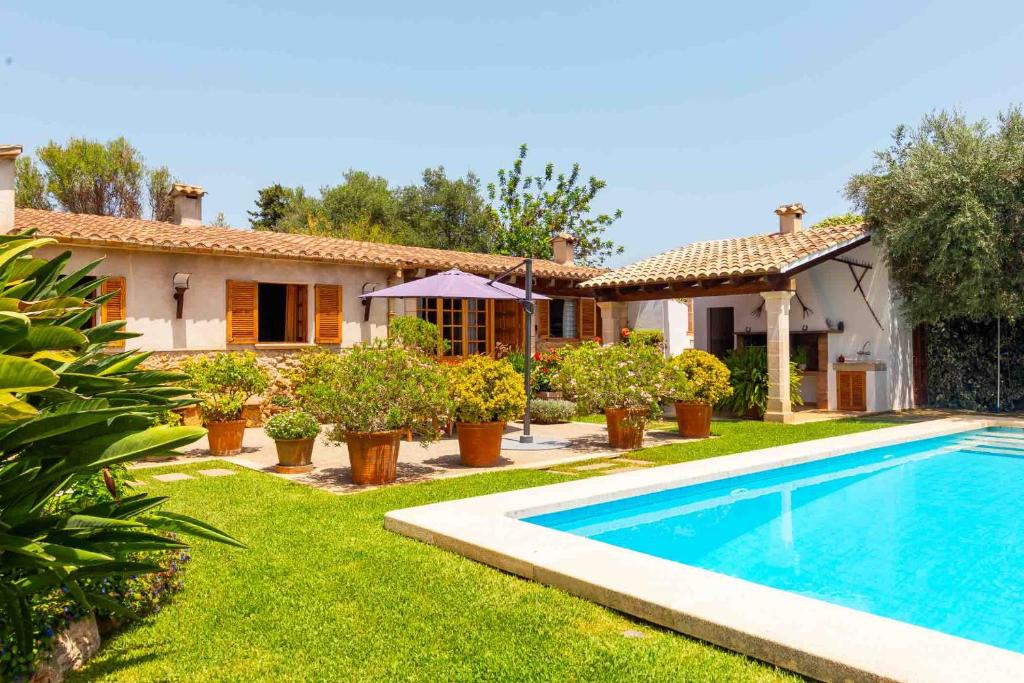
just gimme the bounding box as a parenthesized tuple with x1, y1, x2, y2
(273, 438, 315, 474)
(207, 419, 245, 456)
(347, 430, 403, 485)
(674, 401, 712, 438)
(456, 421, 505, 467)
(604, 407, 647, 449)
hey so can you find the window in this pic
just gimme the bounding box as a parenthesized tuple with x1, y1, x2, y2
(227, 280, 317, 344)
(257, 283, 307, 343)
(790, 333, 822, 371)
(416, 297, 491, 357)
(707, 307, 734, 359)
(549, 298, 577, 339)
(537, 297, 595, 340)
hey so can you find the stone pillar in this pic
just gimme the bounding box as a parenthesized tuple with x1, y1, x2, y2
(761, 290, 795, 423)
(597, 301, 627, 344)
(386, 270, 403, 320)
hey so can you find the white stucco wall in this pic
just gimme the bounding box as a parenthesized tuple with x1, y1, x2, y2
(692, 241, 915, 411)
(628, 299, 692, 356)
(37, 245, 393, 351)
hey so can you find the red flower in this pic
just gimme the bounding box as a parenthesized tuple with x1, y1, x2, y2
(594, 336, 602, 343)
(533, 352, 541, 361)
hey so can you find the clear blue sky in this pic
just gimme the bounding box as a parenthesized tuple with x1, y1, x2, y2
(2, 1, 1023, 266)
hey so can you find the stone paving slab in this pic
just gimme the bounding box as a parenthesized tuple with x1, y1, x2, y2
(572, 462, 615, 471)
(151, 473, 193, 482)
(197, 468, 237, 477)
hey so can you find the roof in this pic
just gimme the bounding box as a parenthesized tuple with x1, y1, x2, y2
(581, 222, 870, 289)
(13, 208, 604, 281)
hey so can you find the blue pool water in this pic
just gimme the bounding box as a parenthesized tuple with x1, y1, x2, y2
(525, 427, 1024, 653)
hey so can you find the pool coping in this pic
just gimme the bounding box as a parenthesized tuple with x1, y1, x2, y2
(385, 416, 1024, 683)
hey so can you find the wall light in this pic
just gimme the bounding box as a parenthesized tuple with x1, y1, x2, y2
(172, 272, 191, 319)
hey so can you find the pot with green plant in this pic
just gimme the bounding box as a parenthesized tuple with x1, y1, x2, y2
(553, 342, 665, 449)
(265, 410, 320, 473)
(719, 346, 803, 419)
(297, 342, 450, 485)
(182, 352, 270, 455)
(663, 349, 732, 438)
(267, 393, 296, 416)
(449, 355, 526, 466)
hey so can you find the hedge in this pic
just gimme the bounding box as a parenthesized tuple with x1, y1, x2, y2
(925, 318, 1024, 411)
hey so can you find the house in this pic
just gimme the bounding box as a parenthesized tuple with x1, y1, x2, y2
(580, 204, 918, 421)
(0, 144, 687, 377)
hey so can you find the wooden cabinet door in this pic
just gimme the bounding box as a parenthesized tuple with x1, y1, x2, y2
(837, 371, 867, 411)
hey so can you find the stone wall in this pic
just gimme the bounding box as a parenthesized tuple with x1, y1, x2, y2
(144, 348, 326, 398)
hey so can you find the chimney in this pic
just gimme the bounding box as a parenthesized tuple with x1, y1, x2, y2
(775, 203, 805, 235)
(170, 183, 207, 227)
(551, 232, 577, 265)
(0, 144, 22, 234)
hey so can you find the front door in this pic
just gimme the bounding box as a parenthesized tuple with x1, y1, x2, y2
(494, 300, 524, 351)
(708, 307, 735, 359)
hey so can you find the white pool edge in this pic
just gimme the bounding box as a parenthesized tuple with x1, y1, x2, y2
(385, 416, 1024, 683)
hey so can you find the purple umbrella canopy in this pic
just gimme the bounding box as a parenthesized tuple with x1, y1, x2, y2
(360, 268, 549, 301)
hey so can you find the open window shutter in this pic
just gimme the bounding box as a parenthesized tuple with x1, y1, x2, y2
(100, 276, 127, 348)
(226, 280, 258, 344)
(315, 284, 342, 344)
(579, 298, 596, 340)
(536, 299, 550, 338)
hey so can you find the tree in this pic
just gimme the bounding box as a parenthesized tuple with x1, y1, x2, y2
(398, 167, 494, 251)
(16, 137, 176, 221)
(810, 212, 863, 229)
(488, 144, 623, 266)
(846, 109, 1024, 324)
(248, 183, 295, 231)
(319, 170, 409, 240)
(210, 211, 230, 227)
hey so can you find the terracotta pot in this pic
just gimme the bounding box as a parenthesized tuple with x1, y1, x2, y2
(207, 419, 246, 456)
(456, 421, 505, 467)
(242, 402, 263, 428)
(347, 430, 403, 485)
(174, 405, 202, 427)
(674, 401, 712, 438)
(273, 438, 315, 474)
(604, 407, 647, 449)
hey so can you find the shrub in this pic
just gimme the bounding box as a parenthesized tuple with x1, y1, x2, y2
(448, 355, 526, 424)
(624, 328, 665, 349)
(269, 394, 296, 408)
(531, 348, 563, 392)
(663, 349, 733, 405)
(388, 315, 446, 356)
(299, 342, 450, 444)
(530, 399, 576, 424)
(182, 352, 269, 421)
(505, 350, 526, 375)
(290, 348, 343, 408)
(718, 346, 803, 417)
(265, 410, 320, 441)
(552, 342, 665, 414)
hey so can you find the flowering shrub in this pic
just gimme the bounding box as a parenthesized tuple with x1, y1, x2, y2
(663, 349, 733, 405)
(530, 399, 577, 424)
(299, 342, 450, 445)
(388, 316, 448, 356)
(531, 349, 563, 392)
(183, 352, 269, 421)
(265, 410, 320, 441)
(552, 342, 666, 414)
(624, 328, 665, 349)
(448, 355, 526, 424)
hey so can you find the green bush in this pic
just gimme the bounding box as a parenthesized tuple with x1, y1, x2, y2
(182, 352, 269, 422)
(718, 346, 803, 417)
(552, 342, 665, 415)
(299, 342, 450, 444)
(265, 410, 320, 441)
(531, 349, 563, 392)
(269, 394, 295, 408)
(624, 328, 664, 348)
(663, 349, 733, 405)
(925, 317, 1023, 410)
(530, 399, 577, 424)
(388, 315, 447, 356)
(449, 355, 526, 424)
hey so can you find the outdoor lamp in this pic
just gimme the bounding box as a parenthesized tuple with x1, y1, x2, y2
(172, 272, 191, 319)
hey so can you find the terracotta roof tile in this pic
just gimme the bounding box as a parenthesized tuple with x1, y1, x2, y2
(581, 223, 869, 289)
(14, 208, 604, 281)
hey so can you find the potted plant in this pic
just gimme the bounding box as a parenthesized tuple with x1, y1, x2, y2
(182, 352, 269, 456)
(663, 349, 732, 438)
(267, 394, 296, 416)
(532, 349, 564, 399)
(265, 410, 320, 474)
(298, 342, 449, 485)
(553, 342, 665, 449)
(449, 355, 526, 467)
(719, 346, 803, 419)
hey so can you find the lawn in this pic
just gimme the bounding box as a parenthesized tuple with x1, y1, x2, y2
(70, 418, 899, 682)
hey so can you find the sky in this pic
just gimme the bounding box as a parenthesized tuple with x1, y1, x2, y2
(2, 0, 1023, 267)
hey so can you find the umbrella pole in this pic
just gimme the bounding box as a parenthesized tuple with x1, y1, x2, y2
(521, 258, 534, 443)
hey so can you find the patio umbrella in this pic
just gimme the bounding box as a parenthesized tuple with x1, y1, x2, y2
(361, 265, 556, 446)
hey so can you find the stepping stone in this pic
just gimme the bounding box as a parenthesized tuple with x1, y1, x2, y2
(614, 458, 651, 465)
(124, 481, 145, 487)
(152, 473, 193, 482)
(198, 468, 237, 477)
(622, 629, 647, 638)
(573, 462, 615, 472)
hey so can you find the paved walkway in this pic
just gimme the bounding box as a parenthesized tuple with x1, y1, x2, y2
(132, 420, 695, 493)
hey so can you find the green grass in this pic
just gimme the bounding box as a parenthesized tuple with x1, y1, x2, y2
(71, 417, 900, 682)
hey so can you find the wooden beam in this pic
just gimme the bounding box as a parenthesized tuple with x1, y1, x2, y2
(593, 280, 776, 302)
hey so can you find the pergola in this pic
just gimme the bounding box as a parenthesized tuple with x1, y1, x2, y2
(579, 208, 870, 423)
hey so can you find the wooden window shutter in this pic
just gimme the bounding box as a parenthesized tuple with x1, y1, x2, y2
(315, 284, 342, 344)
(226, 280, 258, 344)
(536, 299, 550, 338)
(100, 276, 127, 348)
(579, 298, 596, 340)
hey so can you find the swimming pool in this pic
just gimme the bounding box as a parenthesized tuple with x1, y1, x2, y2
(525, 426, 1024, 654)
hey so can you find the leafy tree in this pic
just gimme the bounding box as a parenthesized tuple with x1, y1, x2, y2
(488, 144, 623, 266)
(810, 212, 863, 229)
(319, 170, 409, 240)
(248, 183, 295, 232)
(397, 167, 494, 251)
(846, 109, 1024, 323)
(16, 137, 176, 221)
(210, 212, 230, 227)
